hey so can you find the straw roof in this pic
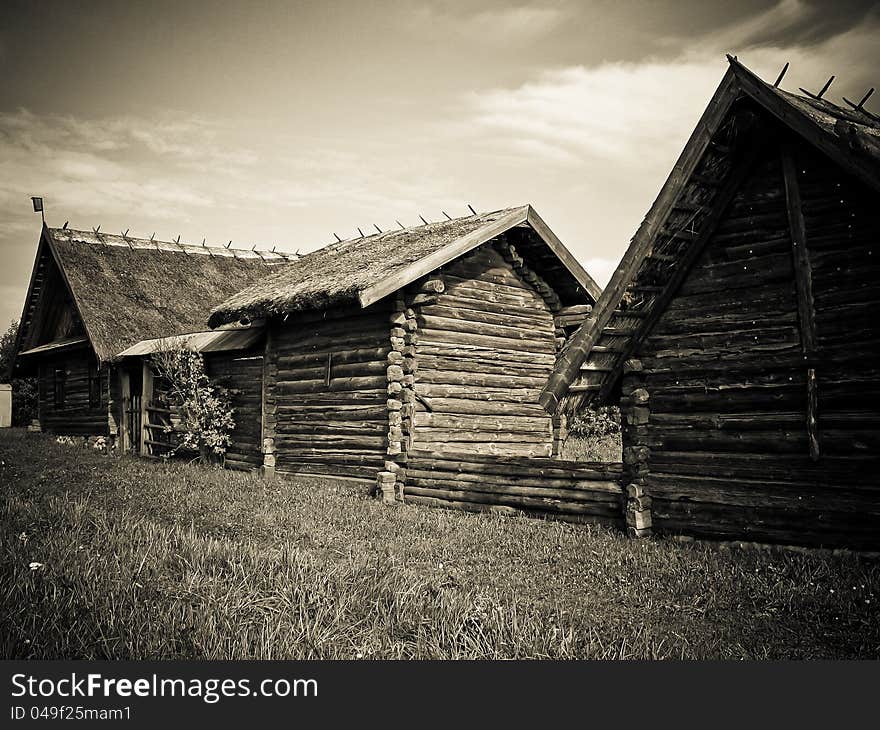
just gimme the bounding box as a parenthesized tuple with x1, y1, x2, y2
(34, 227, 291, 362)
(209, 206, 599, 327)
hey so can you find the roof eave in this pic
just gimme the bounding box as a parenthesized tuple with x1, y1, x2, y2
(356, 206, 531, 309)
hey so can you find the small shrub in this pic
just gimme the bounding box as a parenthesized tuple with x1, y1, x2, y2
(150, 343, 235, 462)
(568, 406, 621, 439)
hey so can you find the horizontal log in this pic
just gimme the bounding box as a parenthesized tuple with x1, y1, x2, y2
(417, 368, 548, 389)
(410, 442, 552, 457)
(404, 485, 621, 517)
(419, 302, 550, 329)
(417, 314, 555, 344)
(414, 429, 550, 443)
(413, 412, 552, 433)
(646, 473, 880, 515)
(414, 397, 548, 417)
(413, 382, 541, 402)
(402, 494, 623, 527)
(417, 355, 551, 378)
(408, 453, 622, 479)
(430, 293, 551, 320)
(406, 469, 622, 496)
(276, 376, 387, 394)
(414, 343, 555, 366)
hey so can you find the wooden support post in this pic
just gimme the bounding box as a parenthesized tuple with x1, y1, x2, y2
(551, 414, 567, 457)
(620, 358, 651, 537)
(782, 146, 820, 461)
(119, 368, 130, 453)
(261, 326, 277, 480)
(140, 360, 153, 456)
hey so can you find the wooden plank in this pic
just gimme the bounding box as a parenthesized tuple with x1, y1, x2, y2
(781, 146, 818, 358)
(539, 67, 743, 413)
(595, 137, 766, 403)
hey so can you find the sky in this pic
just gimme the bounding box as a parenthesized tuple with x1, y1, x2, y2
(1, 0, 878, 329)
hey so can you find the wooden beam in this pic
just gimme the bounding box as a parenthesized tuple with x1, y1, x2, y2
(357, 206, 529, 308)
(807, 366, 820, 461)
(781, 146, 818, 358)
(782, 145, 820, 462)
(140, 360, 153, 457)
(539, 67, 743, 414)
(595, 138, 765, 403)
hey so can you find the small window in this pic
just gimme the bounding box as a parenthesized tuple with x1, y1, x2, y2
(88, 362, 104, 409)
(53, 368, 66, 409)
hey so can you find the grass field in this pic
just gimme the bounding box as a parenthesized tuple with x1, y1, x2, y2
(1, 428, 878, 659)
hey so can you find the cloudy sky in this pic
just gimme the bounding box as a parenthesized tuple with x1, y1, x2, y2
(1, 0, 878, 329)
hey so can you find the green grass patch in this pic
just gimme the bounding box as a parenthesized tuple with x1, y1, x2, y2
(1, 429, 877, 659)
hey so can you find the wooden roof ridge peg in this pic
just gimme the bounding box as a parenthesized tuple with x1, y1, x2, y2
(442, 210, 453, 221)
(419, 214, 429, 225)
(226, 241, 232, 248)
(467, 203, 477, 215)
(842, 88, 880, 122)
(174, 235, 189, 256)
(374, 224, 383, 234)
(395, 220, 406, 230)
(333, 233, 342, 242)
(799, 75, 835, 100)
(773, 62, 789, 88)
(357, 227, 365, 238)
(843, 87, 875, 111)
(203, 237, 215, 258)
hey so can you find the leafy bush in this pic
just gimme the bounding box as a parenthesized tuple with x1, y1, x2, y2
(0, 319, 38, 426)
(150, 343, 235, 461)
(568, 406, 621, 439)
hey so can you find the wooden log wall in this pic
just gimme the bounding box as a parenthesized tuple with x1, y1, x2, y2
(404, 450, 624, 526)
(406, 240, 557, 458)
(36, 348, 110, 436)
(266, 303, 392, 482)
(205, 350, 264, 471)
(634, 138, 880, 549)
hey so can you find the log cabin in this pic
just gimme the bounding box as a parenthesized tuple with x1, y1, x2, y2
(208, 205, 605, 501)
(541, 58, 880, 549)
(10, 225, 290, 458)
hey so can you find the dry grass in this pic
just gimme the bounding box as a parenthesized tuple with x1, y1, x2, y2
(1, 429, 878, 659)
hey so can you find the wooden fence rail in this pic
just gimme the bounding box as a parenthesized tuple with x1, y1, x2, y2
(403, 449, 625, 526)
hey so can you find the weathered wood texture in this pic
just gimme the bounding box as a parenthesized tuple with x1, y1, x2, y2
(36, 346, 109, 436)
(405, 449, 624, 525)
(268, 303, 392, 481)
(635, 137, 880, 549)
(205, 350, 264, 470)
(409, 242, 557, 457)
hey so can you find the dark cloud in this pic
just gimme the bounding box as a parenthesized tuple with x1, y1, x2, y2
(738, 0, 880, 48)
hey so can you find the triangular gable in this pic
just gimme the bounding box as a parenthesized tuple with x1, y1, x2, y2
(11, 226, 98, 377)
(357, 205, 601, 308)
(540, 57, 880, 414)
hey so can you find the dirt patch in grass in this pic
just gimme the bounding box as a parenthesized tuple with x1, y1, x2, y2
(1, 429, 877, 659)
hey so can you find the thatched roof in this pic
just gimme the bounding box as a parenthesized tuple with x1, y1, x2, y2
(541, 56, 880, 415)
(209, 205, 600, 327)
(19, 227, 292, 364)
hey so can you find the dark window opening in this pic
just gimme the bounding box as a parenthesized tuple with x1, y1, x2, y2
(53, 368, 66, 409)
(89, 362, 104, 409)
